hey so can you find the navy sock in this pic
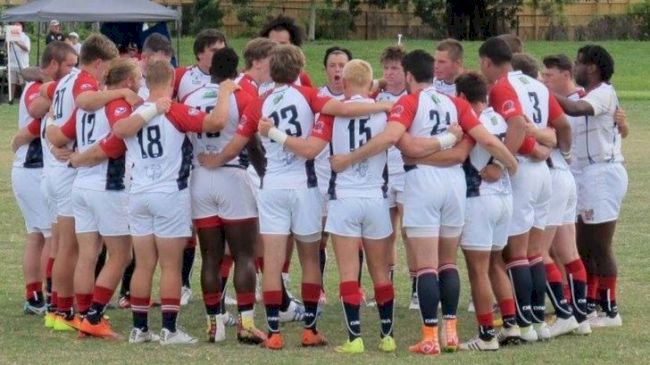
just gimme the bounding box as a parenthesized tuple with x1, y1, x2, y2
(507, 258, 533, 327)
(181, 247, 195, 288)
(529, 257, 547, 323)
(416, 268, 440, 327)
(439, 264, 460, 319)
(340, 281, 362, 341)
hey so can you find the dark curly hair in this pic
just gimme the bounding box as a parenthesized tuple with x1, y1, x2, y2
(577, 45, 614, 82)
(259, 15, 304, 47)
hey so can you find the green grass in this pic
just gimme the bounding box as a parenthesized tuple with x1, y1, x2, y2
(3, 39, 650, 364)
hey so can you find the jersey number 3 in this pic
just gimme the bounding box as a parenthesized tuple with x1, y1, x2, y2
(270, 105, 301, 139)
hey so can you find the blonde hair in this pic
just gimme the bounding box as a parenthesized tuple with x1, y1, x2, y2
(145, 59, 174, 89)
(342, 59, 373, 88)
(269, 44, 304, 84)
(105, 58, 140, 87)
(79, 33, 119, 65)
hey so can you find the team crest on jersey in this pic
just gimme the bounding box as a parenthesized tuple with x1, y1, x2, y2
(490, 115, 498, 125)
(518, 76, 530, 85)
(354, 160, 369, 177)
(502, 100, 516, 114)
(188, 108, 200, 116)
(145, 164, 163, 181)
(80, 83, 94, 91)
(430, 94, 441, 104)
(203, 90, 218, 98)
(115, 106, 128, 116)
(272, 93, 284, 105)
(390, 105, 404, 118)
(281, 150, 296, 165)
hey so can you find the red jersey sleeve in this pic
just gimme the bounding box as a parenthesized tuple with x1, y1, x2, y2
(72, 72, 99, 99)
(236, 98, 262, 138)
(547, 93, 564, 126)
(451, 96, 480, 133)
(302, 86, 331, 113)
(388, 93, 418, 129)
(60, 110, 77, 139)
(311, 114, 334, 142)
(173, 67, 188, 96)
(489, 80, 524, 121)
(166, 103, 207, 133)
(238, 75, 259, 96)
(26, 119, 41, 136)
(234, 89, 254, 115)
(46, 80, 59, 99)
(105, 99, 133, 128)
(24, 82, 42, 109)
(99, 133, 127, 159)
(298, 71, 313, 87)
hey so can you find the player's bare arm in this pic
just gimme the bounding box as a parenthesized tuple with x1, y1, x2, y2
(321, 99, 393, 117)
(76, 88, 142, 112)
(112, 97, 172, 138)
(209, 79, 241, 130)
(396, 123, 463, 158)
(198, 134, 250, 169)
(259, 117, 328, 159)
(10, 126, 39, 153)
(402, 137, 473, 167)
(68, 144, 108, 168)
(550, 114, 572, 156)
(554, 94, 595, 117)
(525, 123, 557, 148)
(504, 115, 528, 154)
(615, 107, 629, 138)
(330, 121, 406, 173)
(28, 82, 55, 119)
(467, 124, 518, 174)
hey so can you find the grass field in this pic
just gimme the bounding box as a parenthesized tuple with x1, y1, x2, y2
(1, 39, 649, 364)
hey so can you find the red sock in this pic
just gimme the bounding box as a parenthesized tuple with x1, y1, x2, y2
(57, 296, 74, 314)
(340, 281, 362, 305)
(75, 293, 93, 314)
(477, 312, 494, 327)
(566, 259, 587, 282)
(236, 292, 256, 312)
(544, 263, 563, 284)
(130, 296, 151, 312)
(598, 276, 617, 301)
(373, 283, 394, 306)
(92, 286, 114, 306)
(25, 282, 42, 301)
(499, 298, 516, 318)
(263, 290, 283, 306)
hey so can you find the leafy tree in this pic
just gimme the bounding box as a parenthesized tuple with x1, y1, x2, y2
(191, 0, 225, 34)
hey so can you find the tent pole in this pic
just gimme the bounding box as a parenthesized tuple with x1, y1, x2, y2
(36, 22, 41, 66)
(176, 19, 181, 65)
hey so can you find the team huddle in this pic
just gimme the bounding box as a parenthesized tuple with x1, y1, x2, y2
(10, 15, 628, 354)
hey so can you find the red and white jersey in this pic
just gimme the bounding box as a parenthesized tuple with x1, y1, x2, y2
(489, 70, 564, 157)
(464, 107, 511, 197)
(43, 68, 97, 168)
(434, 78, 456, 97)
(571, 83, 623, 170)
(318, 85, 344, 100)
(389, 85, 480, 170)
(14, 81, 44, 168)
(375, 88, 407, 175)
(319, 96, 388, 199)
(235, 73, 261, 97)
(315, 86, 346, 190)
(60, 99, 130, 191)
(124, 102, 206, 194)
(237, 84, 331, 189)
(184, 83, 254, 167)
(175, 65, 212, 102)
(258, 71, 314, 95)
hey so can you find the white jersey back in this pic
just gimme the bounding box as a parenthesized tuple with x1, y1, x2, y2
(464, 107, 511, 196)
(260, 85, 317, 189)
(184, 83, 243, 166)
(15, 81, 43, 168)
(328, 96, 388, 199)
(375, 89, 407, 175)
(434, 78, 456, 97)
(571, 83, 623, 169)
(124, 103, 193, 194)
(408, 86, 458, 138)
(43, 68, 81, 168)
(505, 70, 551, 129)
(73, 108, 126, 191)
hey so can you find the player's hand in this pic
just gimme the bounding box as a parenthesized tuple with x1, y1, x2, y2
(68, 151, 81, 168)
(258, 118, 274, 137)
(480, 164, 502, 182)
(329, 154, 351, 173)
(524, 121, 538, 136)
(220, 79, 241, 94)
(197, 152, 222, 169)
(448, 123, 463, 144)
(377, 100, 394, 112)
(615, 107, 629, 138)
(51, 145, 72, 162)
(123, 89, 143, 106)
(154, 97, 172, 114)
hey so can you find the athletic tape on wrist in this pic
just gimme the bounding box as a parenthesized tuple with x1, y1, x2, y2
(268, 127, 288, 145)
(436, 132, 457, 150)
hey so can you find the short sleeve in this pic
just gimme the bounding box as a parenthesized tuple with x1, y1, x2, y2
(24, 82, 42, 109)
(165, 103, 207, 133)
(174, 67, 188, 96)
(451, 96, 480, 132)
(311, 114, 333, 142)
(72, 72, 99, 99)
(388, 94, 418, 129)
(582, 86, 612, 116)
(46, 81, 59, 99)
(26, 119, 41, 136)
(298, 71, 313, 87)
(60, 111, 77, 139)
(236, 98, 262, 138)
(237, 76, 259, 96)
(234, 90, 254, 115)
(547, 93, 565, 125)
(303, 87, 331, 113)
(489, 80, 524, 121)
(105, 99, 133, 127)
(99, 133, 127, 159)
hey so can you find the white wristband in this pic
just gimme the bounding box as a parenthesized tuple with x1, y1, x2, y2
(45, 116, 56, 127)
(435, 132, 457, 150)
(268, 127, 288, 145)
(135, 103, 159, 122)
